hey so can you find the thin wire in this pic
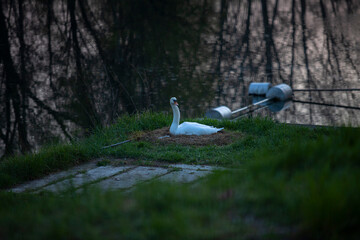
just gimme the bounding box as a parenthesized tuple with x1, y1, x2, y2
(293, 88, 360, 92)
(293, 100, 360, 110)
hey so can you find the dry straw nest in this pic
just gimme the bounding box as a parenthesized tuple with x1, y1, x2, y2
(131, 127, 242, 146)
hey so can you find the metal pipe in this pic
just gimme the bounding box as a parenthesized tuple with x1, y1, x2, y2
(231, 98, 271, 114)
(206, 84, 293, 120)
(233, 105, 269, 120)
(102, 139, 131, 149)
(205, 98, 273, 120)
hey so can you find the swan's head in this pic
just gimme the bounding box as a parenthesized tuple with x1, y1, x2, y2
(170, 97, 178, 106)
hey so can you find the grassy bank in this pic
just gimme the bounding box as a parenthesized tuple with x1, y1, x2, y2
(0, 112, 359, 239)
(0, 112, 331, 189)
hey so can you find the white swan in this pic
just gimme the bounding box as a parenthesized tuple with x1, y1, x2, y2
(169, 97, 224, 135)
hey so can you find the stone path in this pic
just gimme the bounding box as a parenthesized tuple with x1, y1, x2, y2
(10, 160, 222, 193)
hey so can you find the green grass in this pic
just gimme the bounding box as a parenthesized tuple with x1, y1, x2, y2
(0, 144, 90, 189)
(0, 112, 359, 239)
(96, 159, 111, 167)
(242, 128, 360, 238)
(0, 112, 330, 189)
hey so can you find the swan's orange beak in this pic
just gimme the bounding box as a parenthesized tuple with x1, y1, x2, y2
(174, 101, 178, 106)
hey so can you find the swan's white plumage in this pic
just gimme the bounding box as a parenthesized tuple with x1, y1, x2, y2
(175, 122, 224, 135)
(169, 97, 223, 136)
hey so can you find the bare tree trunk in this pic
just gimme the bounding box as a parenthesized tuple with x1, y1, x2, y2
(0, 0, 31, 154)
(47, 0, 54, 89)
(261, 0, 273, 83)
(68, 0, 99, 129)
(215, 0, 228, 106)
(237, 0, 252, 98)
(289, 0, 296, 87)
(300, 0, 313, 123)
(17, 0, 31, 152)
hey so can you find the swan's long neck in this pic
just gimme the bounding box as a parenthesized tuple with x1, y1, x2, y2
(170, 104, 180, 134)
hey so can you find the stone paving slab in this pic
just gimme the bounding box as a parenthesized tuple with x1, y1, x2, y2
(94, 166, 169, 190)
(41, 166, 131, 192)
(10, 161, 224, 193)
(169, 164, 218, 171)
(158, 168, 210, 183)
(10, 162, 97, 193)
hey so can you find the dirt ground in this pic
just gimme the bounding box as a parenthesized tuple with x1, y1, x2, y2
(131, 127, 242, 146)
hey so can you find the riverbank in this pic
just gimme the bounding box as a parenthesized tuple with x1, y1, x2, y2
(0, 112, 359, 239)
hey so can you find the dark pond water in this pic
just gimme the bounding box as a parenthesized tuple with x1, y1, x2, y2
(1, 0, 360, 156)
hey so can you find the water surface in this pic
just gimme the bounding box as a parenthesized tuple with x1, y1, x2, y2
(0, 0, 359, 155)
